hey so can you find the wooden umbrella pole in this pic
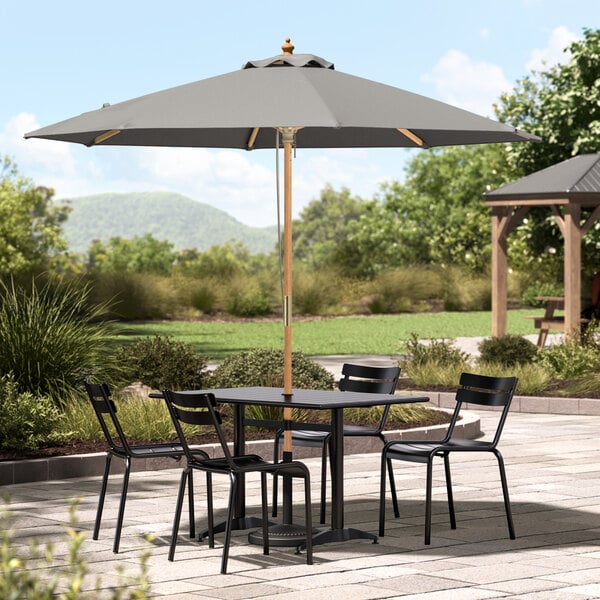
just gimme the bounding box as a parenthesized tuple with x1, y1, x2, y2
(281, 128, 295, 455)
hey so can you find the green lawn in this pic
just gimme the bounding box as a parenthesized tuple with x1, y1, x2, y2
(112, 309, 538, 359)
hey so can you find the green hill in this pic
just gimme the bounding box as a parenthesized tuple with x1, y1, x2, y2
(60, 192, 278, 254)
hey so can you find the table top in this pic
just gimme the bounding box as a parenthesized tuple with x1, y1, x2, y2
(168, 386, 429, 409)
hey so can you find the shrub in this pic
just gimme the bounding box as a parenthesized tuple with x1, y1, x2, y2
(535, 339, 600, 379)
(116, 335, 209, 390)
(402, 333, 470, 369)
(521, 282, 564, 307)
(0, 277, 116, 405)
(478, 335, 538, 366)
(208, 348, 334, 390)
(0, 498, 151, 599)
(0, 374, 66, 451)
(207, 349, 334, 421)
(476, 362, 549, 396)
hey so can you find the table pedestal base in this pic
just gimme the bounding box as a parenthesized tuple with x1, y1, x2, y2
(248, 525, 378, 549)
(248, 523, 315, 547)
(198, 516, 267, 541)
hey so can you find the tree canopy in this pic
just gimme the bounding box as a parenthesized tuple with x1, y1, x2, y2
(0, 157, 69, 276)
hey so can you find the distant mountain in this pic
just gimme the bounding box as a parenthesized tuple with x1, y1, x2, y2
(60, 192, 278, 254)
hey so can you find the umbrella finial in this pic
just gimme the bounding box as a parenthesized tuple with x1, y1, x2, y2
(282, 38, 294, 55)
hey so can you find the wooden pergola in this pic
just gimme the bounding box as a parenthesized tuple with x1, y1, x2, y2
(484, 154, 600, 341)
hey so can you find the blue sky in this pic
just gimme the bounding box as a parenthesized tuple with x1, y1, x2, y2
(1, 0, 597, 227)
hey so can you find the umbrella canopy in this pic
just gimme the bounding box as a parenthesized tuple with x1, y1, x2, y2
(25, 45, 537, 150)
(25, 40, 539, 499)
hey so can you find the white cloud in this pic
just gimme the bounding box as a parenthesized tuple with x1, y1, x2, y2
(421, 50, 512, 116)
(525, 26, 579, 72)
(0, 112, 78, 177)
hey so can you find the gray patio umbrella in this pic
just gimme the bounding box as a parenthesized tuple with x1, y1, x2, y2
(25, 39, 539, 475)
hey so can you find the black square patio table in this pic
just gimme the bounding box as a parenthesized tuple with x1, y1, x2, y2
(167, 386, 429, 549)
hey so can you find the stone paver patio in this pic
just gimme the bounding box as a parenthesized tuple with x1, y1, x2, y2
(4, 409, 600, 599)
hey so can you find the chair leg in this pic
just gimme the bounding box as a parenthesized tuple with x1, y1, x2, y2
(221, 474, 237, 574)
(261, 472, 269, 556)
(93, 454, 112, 541)
(443, 452, 456, 530)
(169, 468, 189, 562)
(113, 456, 131, 554)
(272, 435, 280, 518)
(425, 459, 433, 545)
(494, 449, 516, 540)
(187, 468, 195, 539)
(206, 472, 215, 548)
(304, 473, 313, 565)
(379, 450, 388, 537)
(388, 457, 400, 518)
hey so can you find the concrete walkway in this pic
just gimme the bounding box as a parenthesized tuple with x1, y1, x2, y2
(5, 409, 600, 599)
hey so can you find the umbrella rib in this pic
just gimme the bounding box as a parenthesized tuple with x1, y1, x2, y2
(247, 127, 260, 150)
(93, 129, 121, 145)
(397, 128, 425, 147)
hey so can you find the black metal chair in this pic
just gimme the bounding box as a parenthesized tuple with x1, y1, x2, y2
(162, 389, 313, 574)
(273, 363, 401, 524)
(84, 381, 209, 553)
(379, 372, 518, 544)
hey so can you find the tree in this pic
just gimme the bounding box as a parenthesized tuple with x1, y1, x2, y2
(292, 185, 368, 270)
(344, 144, 518, 276)
(495, 28, 600, 276)
(0, 157, 70, 276)
(87, 234, 176, 275)
(495, 28, 600, 175)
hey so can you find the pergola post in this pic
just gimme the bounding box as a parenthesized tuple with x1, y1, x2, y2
(491, 207, 509, 337)
(563, 204, 582, 340)
(490, 205, 530, 337)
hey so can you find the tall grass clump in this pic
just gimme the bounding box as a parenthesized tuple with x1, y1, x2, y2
(293, 269, 347, 315)
(367, 267, 440, 313)
(62, 391, 177, 441)
(0, 277, 116, 406)
(441, 267, 491, 311)
(86, 271, 175, 320)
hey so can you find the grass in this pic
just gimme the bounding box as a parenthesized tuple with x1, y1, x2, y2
(112, 310, 537, 359)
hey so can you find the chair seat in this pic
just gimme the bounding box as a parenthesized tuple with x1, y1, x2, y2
(386, 438, 494, 461)
(192, 453, 309, 478)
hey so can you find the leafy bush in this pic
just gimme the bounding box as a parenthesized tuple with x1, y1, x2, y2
(478, 335, 538, 366)
(0, 374, 66, 450)
(521, 282, 564, 307)
(0, 498, 151, 599)
(476, 362, 549, 396)
(0, 277, 115, 405)
(116, 335, 209, 390)
(208, 348, 334, 390)
(535, 338, 600, 379)
(207, 349, 334, 421)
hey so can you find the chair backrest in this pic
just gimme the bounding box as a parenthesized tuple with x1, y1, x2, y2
(84, 381, 132, 455)
(338, 364, 400, 394)
(163, 390, 235, 468)
(447, 372, 518, 447)
(338, 364, 401, 432)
